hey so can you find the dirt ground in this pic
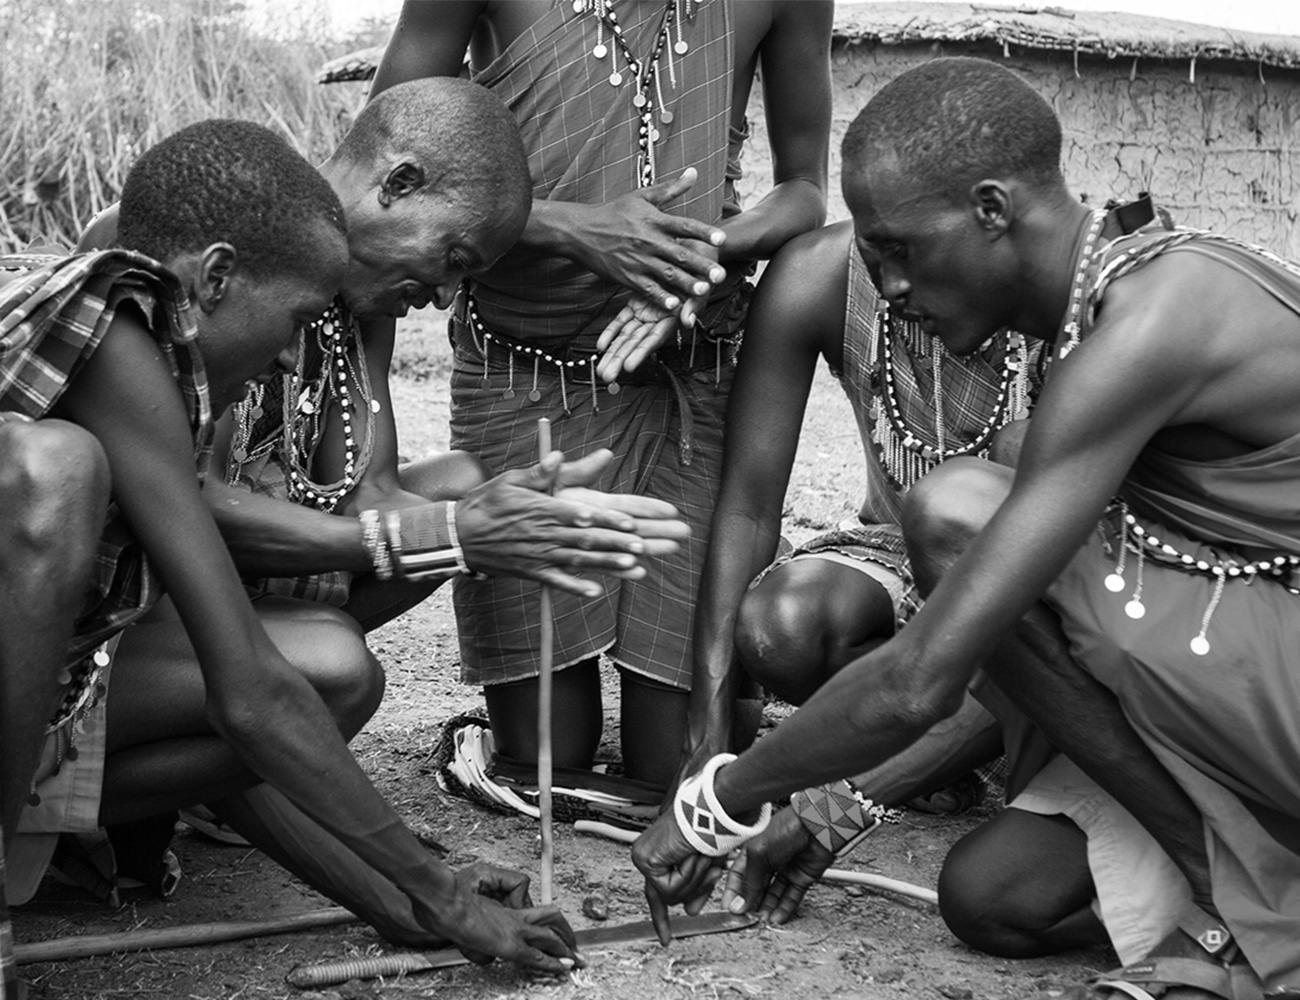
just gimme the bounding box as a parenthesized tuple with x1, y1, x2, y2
(13, 312, 1116, 999)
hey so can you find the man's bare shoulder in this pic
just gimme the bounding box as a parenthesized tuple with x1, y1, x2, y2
(748, 221, 851, 349)
(732, 0, 832, 58)
(767, 221, 852, 295)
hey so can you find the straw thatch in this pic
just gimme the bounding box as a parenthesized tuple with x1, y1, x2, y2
(317, 3, 1300, 84)
(835, 2, 1300, 70)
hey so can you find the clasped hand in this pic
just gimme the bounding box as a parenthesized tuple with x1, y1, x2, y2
(455, 448, 690, 597)
(633, 805, 833, 944)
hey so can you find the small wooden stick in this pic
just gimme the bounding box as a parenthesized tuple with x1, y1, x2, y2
(572, 820, 938, 906)
(536, 416, 555, 905)
(16, 907, 358, 965)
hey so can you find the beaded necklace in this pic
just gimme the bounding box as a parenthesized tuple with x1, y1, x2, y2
(573, 0, 701, 186)
(1105, 500, 1300, 657)
(227, 301, 378, 513)
(1082, 227, 1300, 656)
(1058, 208, 1107, 358)
(29, 641, 111, 805)
(872, 311, 1031, 491)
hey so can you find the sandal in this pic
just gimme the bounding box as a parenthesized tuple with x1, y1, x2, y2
(907, 770, 986, 815)
(1077, 905, 1273, 1000)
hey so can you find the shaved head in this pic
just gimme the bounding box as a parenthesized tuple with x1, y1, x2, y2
(842, 57, 1064, 203)
(333, 77, 530, 216)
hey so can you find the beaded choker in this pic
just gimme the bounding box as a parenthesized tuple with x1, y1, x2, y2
(1059, 208, 1107, 358)
(872, 311, 1032, 491)
(573, 0, 701, 185)
(227, 301, 379, 513)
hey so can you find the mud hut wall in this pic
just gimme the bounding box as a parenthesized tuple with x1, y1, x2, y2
(735, 41, 1300, 257)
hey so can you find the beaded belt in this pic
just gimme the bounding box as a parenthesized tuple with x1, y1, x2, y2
(450, 288, 741, 412)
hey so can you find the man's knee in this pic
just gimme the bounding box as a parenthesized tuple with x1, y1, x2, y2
(0, 418, 109, 553)
(735, 575, 818, 690)
(292, 608, 385, 732)
(938, 811, 1093, 958)
(902, 458, 1011, 589)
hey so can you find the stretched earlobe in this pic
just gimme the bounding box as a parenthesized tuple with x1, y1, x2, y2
(378, 162, 425, 207)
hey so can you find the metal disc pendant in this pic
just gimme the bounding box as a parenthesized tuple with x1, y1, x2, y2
(1190, 635, 1210, 656)
(370, 399, 381, 414)
(250, 405, 263, 420)
(57, 668, 72, 685)
(528, 389, 543, 402)
(659, 107, 674, 123)
(1104, 573, 1125, 593)
(607, 382, 620, 395)
(93, 647, 110, 667)
(300, 399, 315, 414)
(633, 92, 647, 108)
(609, 70, 623, 86)
(479, 376, 491, 389)
(502, 388, 515, 399)
(1125, 599, 1146, 620)
(675, 40, 688, 55)
(593, 42, 608, 58)
(573, 0, 584, 11)
(650, 128, 660, 142)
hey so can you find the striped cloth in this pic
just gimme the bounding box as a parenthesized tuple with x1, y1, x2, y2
(468, 0, 734, 347)
(0, 249, 213, 664)
(451, 311, 734, 689)
(450, 0, 740, 688)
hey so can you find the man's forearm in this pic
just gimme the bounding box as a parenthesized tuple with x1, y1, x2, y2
(710, 641, 966, 816)
(205, 479, 370, 577)
(717, 178, 826, 264)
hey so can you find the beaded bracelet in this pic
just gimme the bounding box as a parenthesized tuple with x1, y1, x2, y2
(673, 753, 772, 857)
(446, 501, 487, 579)
(358, 508, 394, 581)
(791, 779, 896, 856)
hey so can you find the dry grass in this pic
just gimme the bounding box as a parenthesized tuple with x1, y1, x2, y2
(0, 0, 383, 252)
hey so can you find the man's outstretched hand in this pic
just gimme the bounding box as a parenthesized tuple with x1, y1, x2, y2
(411, 862, 584, 973)
(455, 448, 690, 597)
(631, 810, 727, 945)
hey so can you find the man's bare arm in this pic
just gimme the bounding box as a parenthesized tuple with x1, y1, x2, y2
(681, 226, 846, 772)
(53, 313, 578, 969)
(711, 0, 832, 264)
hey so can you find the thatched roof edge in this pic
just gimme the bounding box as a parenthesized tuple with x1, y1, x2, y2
(317, 4, 1300, 84)
(834, 2, 1300, 70)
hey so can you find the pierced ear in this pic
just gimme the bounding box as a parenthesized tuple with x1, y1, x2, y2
(969, 180, 1013, 237)
(378, 162, 425, 207)
(194, 243, 238, 313)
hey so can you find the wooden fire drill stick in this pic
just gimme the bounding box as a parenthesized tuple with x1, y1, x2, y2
(536, 416, 555, 905)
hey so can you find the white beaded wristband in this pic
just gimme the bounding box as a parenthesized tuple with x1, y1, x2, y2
(673, 753, 772, 857)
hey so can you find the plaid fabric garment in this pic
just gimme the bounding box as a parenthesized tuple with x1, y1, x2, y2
(450, 315, 732, 689)
(468, 0, 734, 347)
(0, 250, 213, 663)
(0, 829, 15, 1000)
(838, 236, 1045, 530)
